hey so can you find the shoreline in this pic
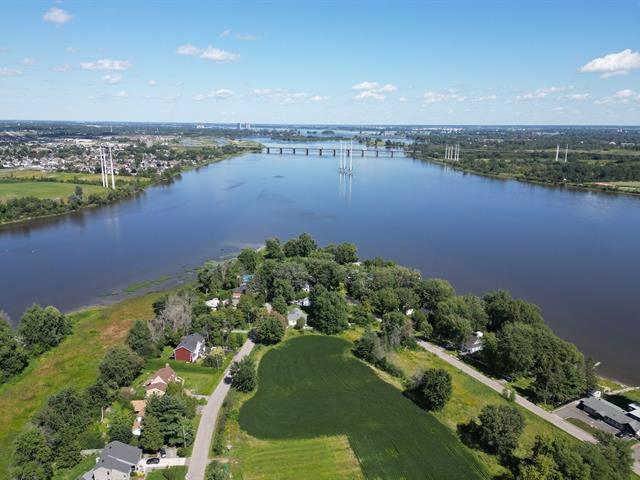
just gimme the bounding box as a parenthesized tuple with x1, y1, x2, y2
(413, 156, 640, 198)
(0, 149, 249, 228)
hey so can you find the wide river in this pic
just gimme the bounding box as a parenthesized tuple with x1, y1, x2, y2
(1, 145, 639, 384)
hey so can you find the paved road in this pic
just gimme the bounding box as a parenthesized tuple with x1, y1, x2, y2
(417, 340, 596, 443)
(187, 339, 255, 480)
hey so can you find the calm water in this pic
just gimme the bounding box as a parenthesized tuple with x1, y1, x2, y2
(1, 150, 639, 383)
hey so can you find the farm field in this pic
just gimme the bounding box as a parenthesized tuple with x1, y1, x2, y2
(0, 292, 161, 478)
(236, 335, 489, 479)
(0, 169, 149, 184)
(0, 181, 107, 201)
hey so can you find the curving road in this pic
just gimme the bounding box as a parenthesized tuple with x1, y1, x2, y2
(187, 339, 255, 480)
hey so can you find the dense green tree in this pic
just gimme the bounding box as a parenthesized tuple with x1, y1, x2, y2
(108, 421, 133, 444)
(126, 320, 156, 358)
(372, 287, 400, 315)
(325, 242, 358, 264)
(255, 313, 285, 345)
(380, 312, 414, 349)
(53, 426, 82, 468)
(139, 415, 164, 452)
(238, 248, 260, 273)
(271, 296, 288, 315)
(283, 233, 317, 257)
(484, 290, 543, 332)
(264, 237, 285, 260)
(272, 278, 295, 302)
(476, 404, 525, 459)
(308, 286, 349, 334)
(432, 311, 472, 346)
(18, 305, 70, 356)
(13, 429, 53, 480)
(36, 388, 93, 442)
(350, 304, 376, 326)
(354, 329, 384, 364)
(230, 356, 257, 392)
(98, 345, 144, 387)
(304, 257, 346, 291)
(146, 393, 190, 446)
(418, 279, 455, 311)
(413, 368, 452, 411)
(495, 322, 536, 377)
(0, 316, 28, 383)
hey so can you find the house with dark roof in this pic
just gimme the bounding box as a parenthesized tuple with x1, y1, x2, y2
(173, 333, 205, 362)
(581, 396, 640, 437)
(461, 331, 484, 355)
(82, 441, 141, 480)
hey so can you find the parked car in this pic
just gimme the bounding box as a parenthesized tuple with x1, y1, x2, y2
(160, 447, 166, 458)
(146, 457, 160, 465)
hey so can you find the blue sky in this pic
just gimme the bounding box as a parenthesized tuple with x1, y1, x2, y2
(0, 0, 639, 124)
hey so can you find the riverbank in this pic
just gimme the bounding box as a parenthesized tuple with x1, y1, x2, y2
(0, 147, 250, 227)
(415, 157, 640, 197)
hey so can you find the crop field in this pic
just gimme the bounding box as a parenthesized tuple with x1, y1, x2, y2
(0, 169, 149, 183)
(0, 181, 107, 201)
(237, 336, 488, 479)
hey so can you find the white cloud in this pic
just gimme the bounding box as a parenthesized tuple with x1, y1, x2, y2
(147, 80, 157, 86)
(115, 90, 128, 98)
(310, 95, 328, 102)
(21, 58, 36, 66)
(102, 73, 122, 84)
(43, 7, 72, 26)
(355, 90, 385, 100)
(176, 44, 200, 56)
(352, 81, 398, 100)
(220, 29, 231, 38)
(199, 46, 239, 62)
(0, 67, 22, 76)
(253, 88, 272, 95)
(566, 93, 590, 101)
(352, 81, 380, 91)
(81, 59, 132, 71)
(398, 96, 407, 102)
(596, 89, 640, 104)
(515, 86, 564, 101)
(193, 88, 235, 100)
(66, 46, 77, 53)
(471, 94, 498, 102)
(423, 89, 466, 103)
(53, 64, 71, 72)
(581, 49, 640, 78)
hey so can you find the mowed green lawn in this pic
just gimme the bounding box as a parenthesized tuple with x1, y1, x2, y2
(0, 181, 107, 201)
(238, 336, 489, 480)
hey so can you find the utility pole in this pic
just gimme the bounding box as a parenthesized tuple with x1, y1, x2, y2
(564, 144, 568, 163)
(100, 146, 107, 187)
(109, 145, 115, 189)
(555, 144, 560, 162)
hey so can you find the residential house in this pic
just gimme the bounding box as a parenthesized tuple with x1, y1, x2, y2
(130, 400, 146, 436)
(580, 396, 640, 437)
(174, 333, 206, 363)
(82, 441, 142, 480)
(205, 298, 221, 310)
(287, 308, 307, 328)
(461, 331, 484, 355)
(231, 286, 245, 307)
(241, 274, 254, 285)
(144, 364, 178, 398)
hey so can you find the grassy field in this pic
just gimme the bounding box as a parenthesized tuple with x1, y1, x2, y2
(146, 466, 188, 480)
(384, 348, 584, 476)
(236, 335, 488, 479)
(0, 181, 107, 201)
(51, 454, 98, 480)
(0, 169, 148, 184)
(0, 292, 161, 478)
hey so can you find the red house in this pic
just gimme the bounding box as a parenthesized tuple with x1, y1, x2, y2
(173, 333, 205, 363)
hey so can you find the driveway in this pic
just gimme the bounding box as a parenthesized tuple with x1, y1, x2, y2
(416, 340, 596, 443)
(141, 457, 187, 473)
(554, 400, 618, 435)
(187, 339, 255, 480)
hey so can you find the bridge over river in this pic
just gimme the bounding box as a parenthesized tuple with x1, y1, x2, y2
(263, 145, 406, 157)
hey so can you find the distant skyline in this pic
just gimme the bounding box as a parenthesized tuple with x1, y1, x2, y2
(1, 0, 639, 125)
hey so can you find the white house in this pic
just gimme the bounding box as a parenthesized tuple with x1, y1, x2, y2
(205, 298, 221, 310)
(287, 308, 308, 328)
(461, 331, 484, 355)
